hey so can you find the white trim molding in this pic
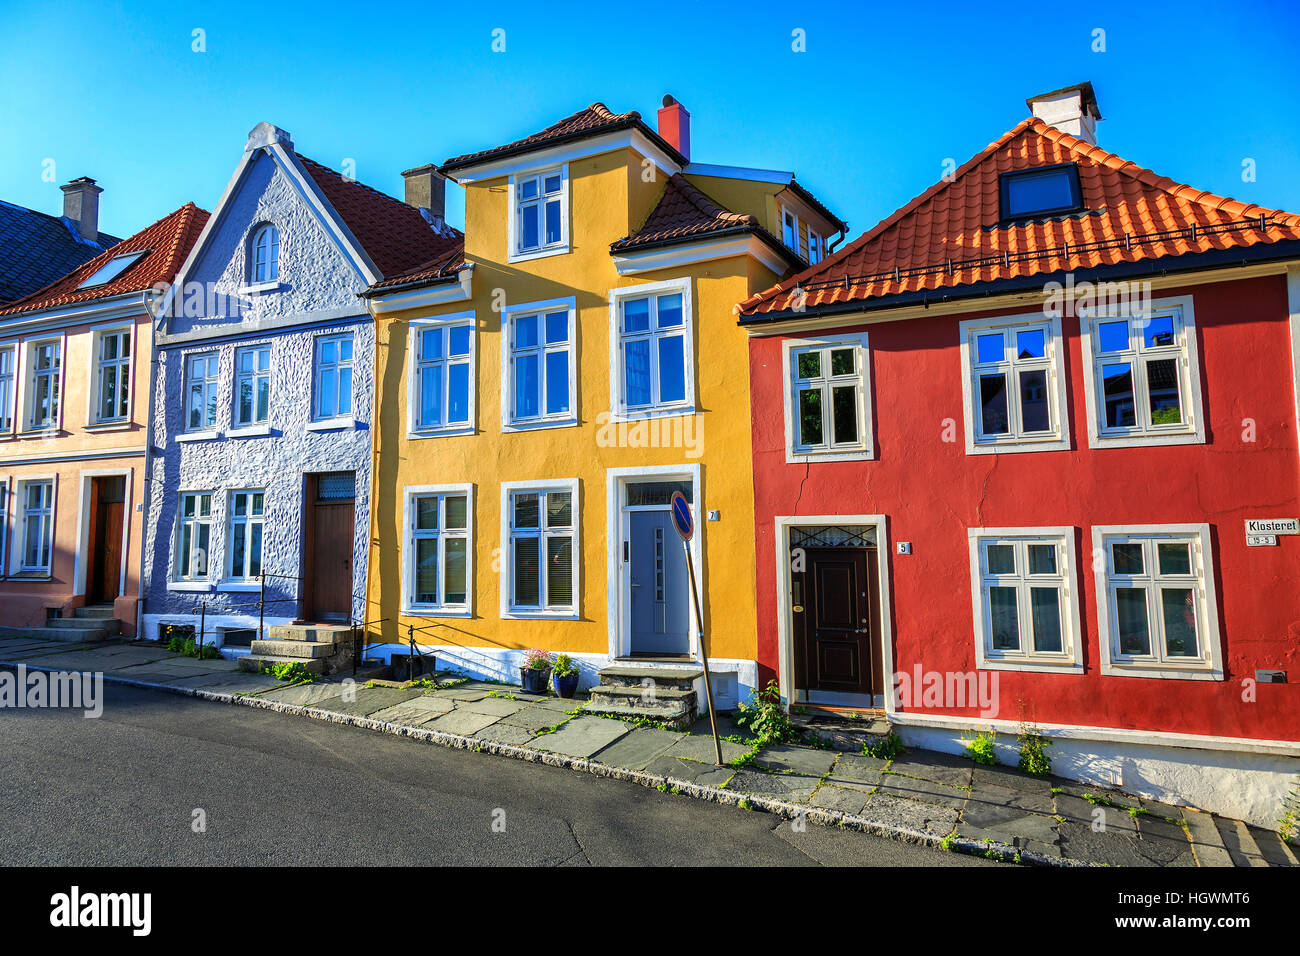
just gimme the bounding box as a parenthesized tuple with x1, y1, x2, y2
(401, 483, 474, 618)
(780, 330, 874, 463)
(607, 277, 696, 422)
(506, 164, 570, 264)
(499, 296, 578, 433)
(406, 310, 477, 439)
(500, 478, 581, 620)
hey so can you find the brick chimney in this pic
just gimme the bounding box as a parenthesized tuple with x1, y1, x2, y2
(402, 164, 447, 227)
(1027, 82, 1102, 146)
(61, 177, 102, 243)
(657, 94, 691, 162)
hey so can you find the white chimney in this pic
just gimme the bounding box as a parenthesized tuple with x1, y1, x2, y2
(1027, 82, 1102, 146)
(61, 177, 102, 243)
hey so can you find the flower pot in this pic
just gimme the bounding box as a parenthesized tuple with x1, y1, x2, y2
(521, 667, 551, 695)
(553, 672, 579, 699)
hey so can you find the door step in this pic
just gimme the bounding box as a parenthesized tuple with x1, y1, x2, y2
(789, 709, 891, 752)
(249, 639, 335, 659)
(47, 617, 122, 635)
(0, 624, 114, 644)
(582, 664, 704, 730)
(75, 605, 117, 619)
(237, 654, 327, 675)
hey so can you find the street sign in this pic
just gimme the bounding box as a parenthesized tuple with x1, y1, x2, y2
(670, 491, 693, 541)
(1247, 534, 1278, 547)
(1246, 518, 1298, 536)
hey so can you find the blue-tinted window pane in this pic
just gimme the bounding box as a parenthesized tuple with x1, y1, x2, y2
(515, 315, 538, 348)
(339, 337, 352, 361)
(448, 364, 469, 423)
(515, 354, 538, 418)
(319, 372, 337, 418)
(657, 294, 683, 329)
(545, 350, 569, 414)
(448, 325, 471, 356)
(421, 328, 442, 360)
(320, 340, 336, 365)
(1004, 167, 1077, 217)
(624, 339, 651, 406)
(623, 297, 650, 333)
(544, 312, 567, 344)
(337, 367, 352, 415)
(545, 200, 562, 244)
(520, 178, 538, 200)
(1098, 321, 1128, 353)
(544, 175, 561, 194)
(420, 364, 442, 427)
(1016, 328, 1045, 359)
(976, 333, 1003, 364)
(658, 335, 685, 404)
(1102, 363, 1135, 428)
(1144, 315, 1175, 348)
(521, 205, 539, 249)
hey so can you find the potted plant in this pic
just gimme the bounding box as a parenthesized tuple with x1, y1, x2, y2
(520, 648, 552, 694)
(552, 653, 580, 699)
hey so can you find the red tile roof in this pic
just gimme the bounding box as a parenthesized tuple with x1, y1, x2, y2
(366, 243, 466, 292)
(0, 202, 209, 316)
(440, 102, 685, 173)
(739, 117, 1300, 320)
(296, 154, 462, 279)
(611, 173, 789, 256)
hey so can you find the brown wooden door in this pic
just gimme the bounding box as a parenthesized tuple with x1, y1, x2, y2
(304, 474, 354, 621)
(89, 477, 125, 604)
(794, 548, 881, 696)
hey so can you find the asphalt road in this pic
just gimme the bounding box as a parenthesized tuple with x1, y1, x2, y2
(0, 683, 992, 867)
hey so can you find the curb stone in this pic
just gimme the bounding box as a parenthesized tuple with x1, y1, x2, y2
(2, 659, 1095, 867)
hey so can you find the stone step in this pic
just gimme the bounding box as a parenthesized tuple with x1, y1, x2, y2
(74, 605, 116, 619)
(250, 639, 335, 659)
(237, 654, 326, 675)
(48, 617, 121, 634)
(587, 694, 695, 716)
(0, 625, 112, 644)
(582, 700, 695, 731)
(589, 684, 695, 702)
(596, 665, 702, 691)
(267, 624, 353, 644)
(1216, 817, 1270, 867)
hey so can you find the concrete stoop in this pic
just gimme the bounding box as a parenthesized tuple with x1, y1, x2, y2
(583, 665, 703, 731)
(791, 709, 892, 752)
(237, 624, 355, 676)
(0, 604, 123, 644)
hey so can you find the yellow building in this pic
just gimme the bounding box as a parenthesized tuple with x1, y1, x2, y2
(362, 98, 843, 713)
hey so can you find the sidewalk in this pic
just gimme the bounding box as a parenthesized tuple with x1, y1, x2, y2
(2, 635, 1295, 868)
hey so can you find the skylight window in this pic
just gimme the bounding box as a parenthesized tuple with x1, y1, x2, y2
(1000, 164, 1083, 221)
(77, 250, 148, 289)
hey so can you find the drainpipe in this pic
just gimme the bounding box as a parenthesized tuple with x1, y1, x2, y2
(827, 221, 850, 255)
(136, 287, 165, 640)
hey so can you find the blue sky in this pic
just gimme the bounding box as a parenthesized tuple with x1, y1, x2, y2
(2, 0, 1297, 243)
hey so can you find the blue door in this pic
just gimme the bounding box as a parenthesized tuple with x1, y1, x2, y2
(628, 510, 691, 656)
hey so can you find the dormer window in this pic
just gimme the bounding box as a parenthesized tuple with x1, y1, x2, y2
(250, 223, 280, 284)
(782, 207, 798, 249)
(1000, 164, 1083, 221)
(77, 250, 148, 290)
(509, 166, 568, 262)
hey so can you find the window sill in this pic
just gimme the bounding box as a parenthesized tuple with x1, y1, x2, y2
(507, 244, 569, 265)
(785, 448, 874, 464)
(177, 430, 221, 443)
(85, 421, 135, 432)
(502, 418, 578, 434)
(1089, 430, 1204, 449)
(502, 609, 579, 621)
(968, 437, 1069, 455)
(306, 417, 356, 432)
(18, 427, 60, 439)
(609, 405, 697, 423)
(407, 425, 475, 440)
(239, 281, 284, 295)
(227, 424, 272, 438)
(217, 582, 262, 593)
(167, 581, 215, 592)
(402, 606, 473, 618)
(977, 659, 1084, 674)
(1101, 661, 1222, 681)
(7, 570, 52, 580)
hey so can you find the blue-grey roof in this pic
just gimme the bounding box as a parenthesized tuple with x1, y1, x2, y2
(0, 199, 122, 304)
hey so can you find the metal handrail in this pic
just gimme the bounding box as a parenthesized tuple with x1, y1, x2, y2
(350, 620, 442, 681)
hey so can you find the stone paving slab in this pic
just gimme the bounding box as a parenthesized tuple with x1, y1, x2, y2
(427, 687, 491, 702)
(475, 722, 540, 746)
(877, 773, 969, 809)
(168, 672, 286, 693)
(498, 702, 578, 733)
(368, 702, 447, 726)
(750, 743, 838, 777)
(457, 696, 530, 717)
(823, 752, 887, 792)
(314, 686, 425, 717)
(665, 733, 750, 765)
(425, 709, 505, 736)
(529, 716, 630, 759)
(810, 784, 871, 815)
(1057, 822, 1153, 867)
(972, 764, 1054, 793)
(964, 784, 1054, 820)
(887, 751, 974, 788)
(591, 727, 684, 771)
(726, 769, 821, 803)
(959, 812, 1060, 847)
(861, 792, 961, 835)
(644, 755, 736, 789)
(256, 682, 350, 706)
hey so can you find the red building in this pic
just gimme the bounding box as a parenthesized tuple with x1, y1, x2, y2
(737, 83, 1300, 825)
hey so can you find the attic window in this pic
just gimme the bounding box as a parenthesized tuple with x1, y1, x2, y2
(1000, 164, 1083, 221)
(76, 250, 148, 290)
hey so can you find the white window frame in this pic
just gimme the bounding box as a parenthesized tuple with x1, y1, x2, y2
(1092, 524, 1223, 680)
(250, 223, 280, 286)
(401, 483, 473, 616)
(174, 491, 213, 583)
(500, 297, 577, 432)
(0, 340, 17, 434)
(780, 204, 800, 253)
(225, 489, 265, 583)
(807, 229, 824, 265)
(407, 312, 476, 438)
(15, 477, 55, 574)
(967, 527, 1083, 673)
(24, 336, 62, 432)
(1079, 295, 1205, 448)
(507, 164, 569, 263)
(233, 344, 272, 428)
(500, 478, 580, 620)
(183, 350, 220, 433)
(89, 324, 133, 426)
(313, 332, 355, 422)
(781, 331, 873, 463)
(608, 278, 696, 420)
(959, 312, 1070, 454)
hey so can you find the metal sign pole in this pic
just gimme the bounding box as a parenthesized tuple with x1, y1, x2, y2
(670, 490, 723, 767)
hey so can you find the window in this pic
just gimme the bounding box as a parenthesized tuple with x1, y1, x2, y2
(185, 352, 219, 431)
(503, 480, 579, 616)
(999, 164, 1083, 220)
(76, 250, 148, 290)
(411, 319, 473, 434)
(19, 480, 54, 573)
(235, 345, 271, 426)
(968, 529, 1082, 671)
(783, 333, 872, 461)
(1081, 300, 1203, 446)
(511, 167, 567, 260)
(175, 492, 212, 581)
(404, 486, 472, 613)
(960, 315, 1068, 453)
(0, 344, 14, 431)
(93, 328, 131, 424)
(227, 490, 264, 581)
(27, 339, 61, 430)
(503, 302, 573, 430)
(250, 224, 279, 284)
(807, 230, 823, 265)
(1093, 525, 1222, 679)
(314, 333, 353, 420)
(781, 207, 799, 250)
(610, 279, 694, 417)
